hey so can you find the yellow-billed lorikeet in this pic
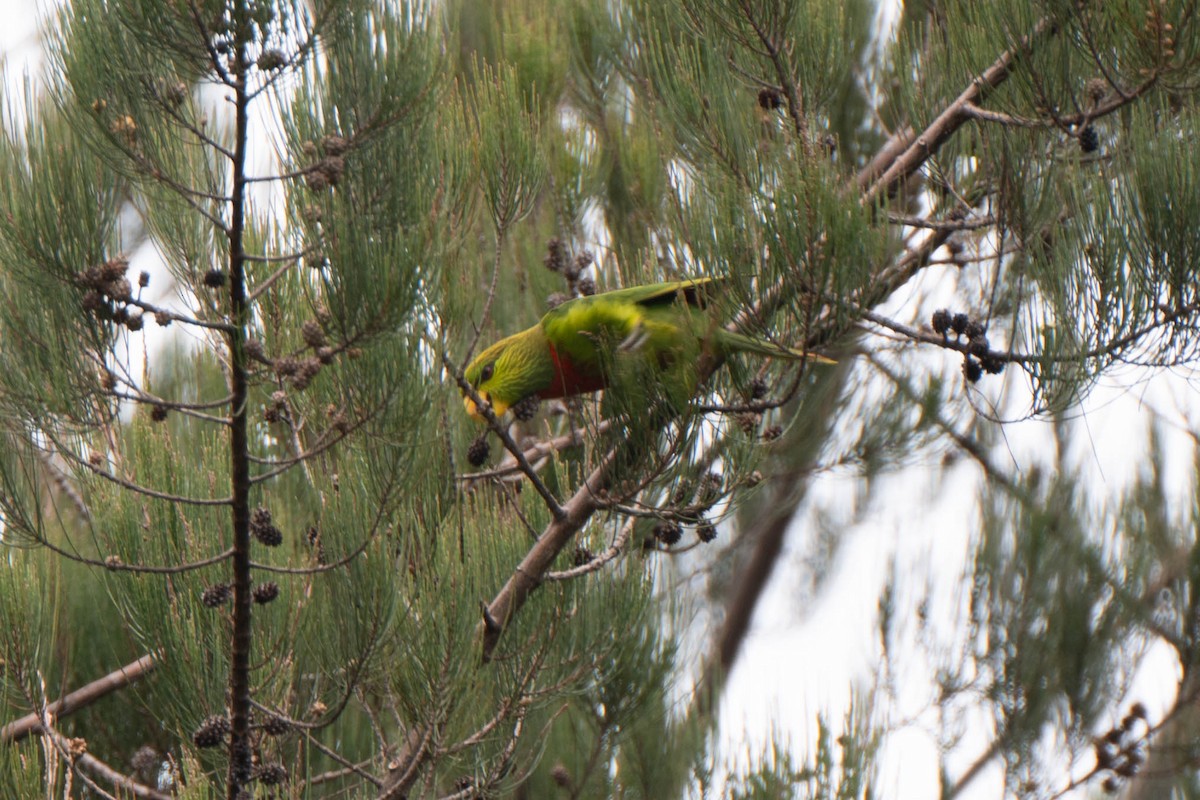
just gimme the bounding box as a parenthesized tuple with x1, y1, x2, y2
(462, 277, 832, 420)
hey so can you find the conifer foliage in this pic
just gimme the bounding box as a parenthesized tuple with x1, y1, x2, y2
(0, 0, 1199, 798)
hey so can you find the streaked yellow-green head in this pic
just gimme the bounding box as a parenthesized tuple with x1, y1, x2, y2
(462, 326, 553, 421)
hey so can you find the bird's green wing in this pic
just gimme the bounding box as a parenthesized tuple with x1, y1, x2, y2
(595, 277, 723, 309)
(540, 278, 724, 361)
(541, 278, 722, 327)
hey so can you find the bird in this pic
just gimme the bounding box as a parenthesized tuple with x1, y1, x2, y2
(461, 277, 833, 421)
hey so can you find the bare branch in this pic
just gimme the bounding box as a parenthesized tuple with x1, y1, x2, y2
(856, 302, 1200, 367)
(861, 17, 1057, 205)
(480, 450, 617, 661)
(124, 296, 234, 333)
(67, 760, 127, 800)
(301, 759, 377, 789)
(886, 212, 996, 231)
(543, 517, 633, 582)
(40, 721, 167, 800)
(456, 421, 608, 484)
(2, 653, 159, 743)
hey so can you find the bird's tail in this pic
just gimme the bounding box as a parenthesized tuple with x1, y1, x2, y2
(717, 329, 836, 363)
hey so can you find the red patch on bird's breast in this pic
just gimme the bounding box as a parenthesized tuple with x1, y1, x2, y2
(543, 343, 606, 399)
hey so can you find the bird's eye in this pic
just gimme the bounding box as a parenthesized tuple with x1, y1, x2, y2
(480, 362, 494, 383)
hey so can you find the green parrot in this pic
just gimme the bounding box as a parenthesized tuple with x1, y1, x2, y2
(462, 277, 833, 420)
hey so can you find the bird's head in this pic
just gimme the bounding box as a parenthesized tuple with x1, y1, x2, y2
(462, 330, 543, 421)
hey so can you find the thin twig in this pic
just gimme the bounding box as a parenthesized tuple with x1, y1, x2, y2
(303, 728, 384, 787)
(464, 231, 506, 364)
(302, 760, 378, 789)
(124, 296, 234, 332)
(543, 517, 633, 581)
(25, 538, 233, 575)
(866, 353, 1023, 498)
(111, 391, 230, 425)
(244, 244, 322, 303)
(456, 421, 608, 483)
(60, 448, 232, 506)
(442, 350, 566, 521)
(856, 302, 1200, 367)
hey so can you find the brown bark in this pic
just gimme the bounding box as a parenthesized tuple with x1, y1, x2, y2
(0, 652, 159, 743)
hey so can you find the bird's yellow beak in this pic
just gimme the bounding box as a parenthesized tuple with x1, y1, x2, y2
(464, 394, 483, 420)
(463, 393, 509, 421)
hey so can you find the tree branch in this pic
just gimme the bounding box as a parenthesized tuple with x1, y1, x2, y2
(543, 517, 633, 582)
(40, 721, 170, 800)
(223, 8, 255, 793)
(442, 350, 567, 520)
(861, 17, 1057, 204)
(1, 653, 159, 743)
(479, 449, 617, 661)
(456, 421, 608, 484)
(63, 448, 232, 506)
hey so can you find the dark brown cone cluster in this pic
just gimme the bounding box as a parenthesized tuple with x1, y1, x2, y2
(758, 87, 783, 110)
(542, 238, 597, 301)
(931, 308, 1005, 383)
(252, 581, 279, 604)
(301, 319, 326, 349)
(543, 238, 568, 273)
(290, 357, 323, 390)
(467, 433, 490, 467)
(1093, 702, 1148, 793)
(255, 763, 288, 786)
(306, 153, 345, 191)
(201, 582, 231, 608)
(192, 715, 230, 748)
(512, 395, 540, 421)
(260, 714, 291, 736)
(1079, 125, 1099, 154)
(653, 521, 682, 546)
(77, 257, 149, 330)
(251, 506, 283, 547)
